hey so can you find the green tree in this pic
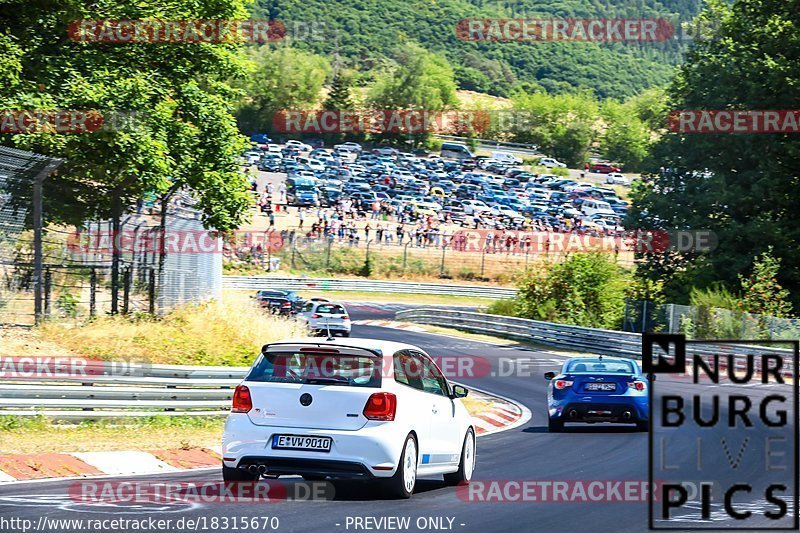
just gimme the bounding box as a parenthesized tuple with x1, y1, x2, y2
(0, 0, 253, 312)
(510, 91, 600, 167)
(236, 46, 331, 134)
(631, 0, 800, 306)
(600, 100, 651, 171)
(738, 248, 793, 318)
(368, 43, 458, 111)
(514, 254, 629, 329)
(323, 69, 356, 111)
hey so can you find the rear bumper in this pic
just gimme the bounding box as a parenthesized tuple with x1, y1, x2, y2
(549, 398, 648, 423)
(222, 415, 402, 478)
(236, 457, 374, 479)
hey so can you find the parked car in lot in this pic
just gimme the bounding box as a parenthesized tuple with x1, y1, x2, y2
(334, 142, 362, 153)
(544, 356, 649, 432)
(581, 199, 616, 217)
(539, 157, 567, 168)
(222, 337, 475, 498)
(298, 301, 352, 337)
(590, 162, 621, 174)
(285, 139, 313, 152)
(605, 173, 630, 185)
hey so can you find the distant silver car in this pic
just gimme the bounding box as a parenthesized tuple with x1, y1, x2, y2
(299, 301, 352, 337)
(606, 173, 630, 185)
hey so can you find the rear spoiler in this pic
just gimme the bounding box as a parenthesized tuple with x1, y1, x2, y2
(262, 343, 382, 359)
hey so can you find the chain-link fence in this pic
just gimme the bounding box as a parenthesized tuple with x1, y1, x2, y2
(224, 226, 634, 284)
(624, 299, 800, 340)
(0, 145, 221, 326)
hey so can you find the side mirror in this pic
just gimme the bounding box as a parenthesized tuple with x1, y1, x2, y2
(647, 373, 657, 382)
(544, 371, 556, 380)
(451, 385, 469, 399)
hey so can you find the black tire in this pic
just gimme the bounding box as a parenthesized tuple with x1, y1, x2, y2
(636, 420, 650, 432)
(222, 464, 259, 482)
(340, 331, 350, 337)
(384, 434, 417, 499)
(444, 428, 476, 486)
(548, 418, 564, 432)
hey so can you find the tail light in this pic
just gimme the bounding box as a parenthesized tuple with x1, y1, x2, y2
(363, 392, 397, 421)
(231, 385, 252, 413)
(628, 380, 646, 391)
(554, 379, 574, 390)
(341, 315, 350, 321)
(310, 314, 321, 319)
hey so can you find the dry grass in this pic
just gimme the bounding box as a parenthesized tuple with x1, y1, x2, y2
(38, 297, 309, 366)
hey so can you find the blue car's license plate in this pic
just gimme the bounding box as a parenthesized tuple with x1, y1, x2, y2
(585, 382, 616, 391)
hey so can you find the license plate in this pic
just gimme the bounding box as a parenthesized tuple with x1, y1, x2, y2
(585, 383, 616, 391)
(272, 435, 332, 452)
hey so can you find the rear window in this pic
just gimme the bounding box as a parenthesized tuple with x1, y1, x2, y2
(315, 304, 346, 315)
(247, 352, 381, 387)
(566, 359, 636, 374)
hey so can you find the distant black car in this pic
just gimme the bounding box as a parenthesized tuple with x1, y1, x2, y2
(262, 297, 294, 315)
(255, 289, 305, 312)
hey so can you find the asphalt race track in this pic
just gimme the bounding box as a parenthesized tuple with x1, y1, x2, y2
(0, 310, 795, 532)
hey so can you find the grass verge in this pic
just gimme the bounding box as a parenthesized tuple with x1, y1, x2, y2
(37, 297, 308, 366)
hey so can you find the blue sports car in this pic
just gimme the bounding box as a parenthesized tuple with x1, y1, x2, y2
(544, 355, 650, 432)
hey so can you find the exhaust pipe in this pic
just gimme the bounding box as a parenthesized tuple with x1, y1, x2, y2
(569, 409, 578, 419)
(622, 411, 632, 421)
(257, 465, 268, 476)
(247, 465, 259, 475)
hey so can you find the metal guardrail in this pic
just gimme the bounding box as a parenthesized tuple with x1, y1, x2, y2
(434, 135, 541, 156)
(223, 276, 517, 299)
(1, 363, 249, 420)
(395, 309, 796, 374)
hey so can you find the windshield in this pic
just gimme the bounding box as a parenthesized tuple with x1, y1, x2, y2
(566, 359, 637, 374)
(247, 352, 380, 387)
(315, 304, 346, 315)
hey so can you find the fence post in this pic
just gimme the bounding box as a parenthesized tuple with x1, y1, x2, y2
(326, 238, 332, 271)
(89, 268, 97, 318)
(122, 266, 131, 315)
(148, 267, 156, 315)
(440, 244, 447, 277)
(291, 243, 296, 269)
(480, 248, 486, 278)
(403, 242, 410, 271)
(641, 300, 648, 333)
(44, 268, 52, 317)
(32, 158, 62, 325)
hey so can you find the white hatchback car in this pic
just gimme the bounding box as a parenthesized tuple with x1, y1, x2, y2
(298, 301, 352, 337)
(221, 338, 476, 498)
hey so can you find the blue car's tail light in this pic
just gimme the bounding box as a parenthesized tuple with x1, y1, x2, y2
(554, 379, 574, 390)
(627, 380, 646, 391)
